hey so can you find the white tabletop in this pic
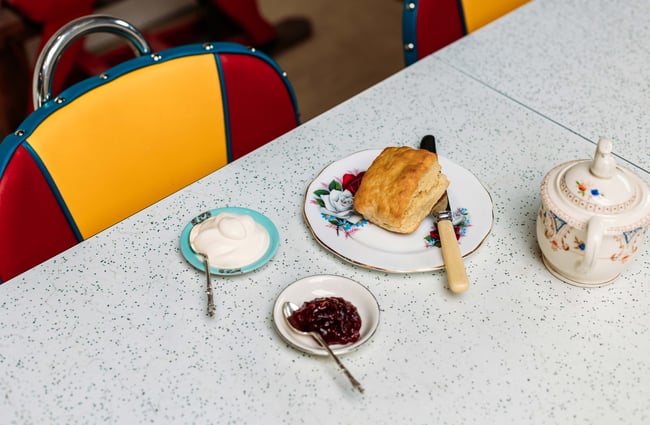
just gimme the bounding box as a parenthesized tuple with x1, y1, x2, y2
(436, 0, 650, 172)
(2, 8, 650, 425)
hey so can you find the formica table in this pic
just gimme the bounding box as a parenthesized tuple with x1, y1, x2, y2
(2, 5, 649, 425)
(435, 0, 650, 172)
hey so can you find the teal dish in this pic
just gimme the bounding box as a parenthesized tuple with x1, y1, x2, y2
(180, 207, 279, 275)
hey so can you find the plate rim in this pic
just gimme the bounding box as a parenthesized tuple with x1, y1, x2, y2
(303, 148, 494, 273)
(272, 274, 380, 356)
(180, 206, 279, 276)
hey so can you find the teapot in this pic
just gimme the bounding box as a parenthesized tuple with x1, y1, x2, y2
(536, 138, 650, 287)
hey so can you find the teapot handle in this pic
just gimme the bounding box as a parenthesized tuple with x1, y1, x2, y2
(577, 216, 605, 273)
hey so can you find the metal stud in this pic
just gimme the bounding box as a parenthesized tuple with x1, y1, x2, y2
(282, 71, 288, 78)
(54, 96, 65, 104)
(14, 129, 25, 137)
(407, 2, 416, 10)
(99, 73, 109, 80)
(203, 43, 214, 51)
(151, 53, 162, 62)
(404, 43, 415, 52)
(249, 47, 256, 53)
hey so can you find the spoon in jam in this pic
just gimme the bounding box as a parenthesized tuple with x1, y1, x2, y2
(282, 301, 364, 394)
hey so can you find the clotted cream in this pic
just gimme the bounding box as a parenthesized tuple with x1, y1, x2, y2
(190, 212, 270, 269)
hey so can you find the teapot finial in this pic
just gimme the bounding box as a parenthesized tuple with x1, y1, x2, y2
(590, 137, 616, 178)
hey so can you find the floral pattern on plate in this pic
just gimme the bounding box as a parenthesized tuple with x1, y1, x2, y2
(311, 170, 368, 237)
(424, 207, 471, 248)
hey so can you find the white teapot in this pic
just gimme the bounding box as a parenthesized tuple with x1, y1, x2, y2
(537, 138, 650, 287)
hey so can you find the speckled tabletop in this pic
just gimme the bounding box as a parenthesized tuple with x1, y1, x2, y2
(436, 0, 650, 172)
(2, 4, 650, 424)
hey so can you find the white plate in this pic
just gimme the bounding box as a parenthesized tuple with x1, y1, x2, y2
(273, 275, 380, 356)
(303, 149, 493, 272)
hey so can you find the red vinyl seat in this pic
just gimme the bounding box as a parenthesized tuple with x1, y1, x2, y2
(402, 0, 529, 66)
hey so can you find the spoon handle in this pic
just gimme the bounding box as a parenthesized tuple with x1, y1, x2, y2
(310, 332, 364, 394)
(202, 255, 215, 318)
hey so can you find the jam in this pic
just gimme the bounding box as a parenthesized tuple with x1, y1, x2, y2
(288, 297, 362, 345)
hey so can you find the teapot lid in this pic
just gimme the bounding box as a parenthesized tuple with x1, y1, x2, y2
(542, 138, 650, 231)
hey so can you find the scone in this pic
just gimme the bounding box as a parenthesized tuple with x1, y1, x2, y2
(353, 146, 449, 234)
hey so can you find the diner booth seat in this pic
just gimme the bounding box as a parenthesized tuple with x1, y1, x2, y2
(0, 16, 300, 283)
(402, 0, 529, 66)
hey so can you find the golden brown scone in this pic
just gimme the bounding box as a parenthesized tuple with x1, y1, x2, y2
(353, 146, 449, 234)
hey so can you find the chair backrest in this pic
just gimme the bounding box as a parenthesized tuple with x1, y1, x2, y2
(0, 16, 299, 283)
(402, 0, 529, 66)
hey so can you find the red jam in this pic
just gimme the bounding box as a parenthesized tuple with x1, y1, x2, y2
(288, 297, 362, 345)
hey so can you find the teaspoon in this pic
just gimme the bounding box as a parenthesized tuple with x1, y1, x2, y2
(190, 213, 216, 318)
(282, 301, 364, 393)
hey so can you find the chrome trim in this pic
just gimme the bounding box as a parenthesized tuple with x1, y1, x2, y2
(33, 15, 151, 109)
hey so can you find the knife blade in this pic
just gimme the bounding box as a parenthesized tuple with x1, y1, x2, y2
(420, 135, 469, 293)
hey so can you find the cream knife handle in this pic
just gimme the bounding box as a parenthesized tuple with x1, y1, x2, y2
(437, 219, 469, 293)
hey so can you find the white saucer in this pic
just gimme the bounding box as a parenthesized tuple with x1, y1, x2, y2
(273, 275, 380, 356)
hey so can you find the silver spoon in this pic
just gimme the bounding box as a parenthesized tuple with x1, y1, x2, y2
(190, 212, 216, 318)
(282, 301, 364, 393)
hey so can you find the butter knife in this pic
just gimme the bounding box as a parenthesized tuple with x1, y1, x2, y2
(420, 135, 469, 293)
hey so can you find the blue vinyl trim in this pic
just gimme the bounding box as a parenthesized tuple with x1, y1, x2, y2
(212, 53, 233, 163)
(23, 142, 83, 242)
(1, 42, 300, 155)
(0, 133, 20, 177)
(457, 0, 469, 34)
(402, 0, 420, 67)
(0, 42, 301, 181)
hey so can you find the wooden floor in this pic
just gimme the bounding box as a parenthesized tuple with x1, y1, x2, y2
(258, 0, 405, 122)
(0, 0, 404, 134)
(93, 0, 406, 122)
